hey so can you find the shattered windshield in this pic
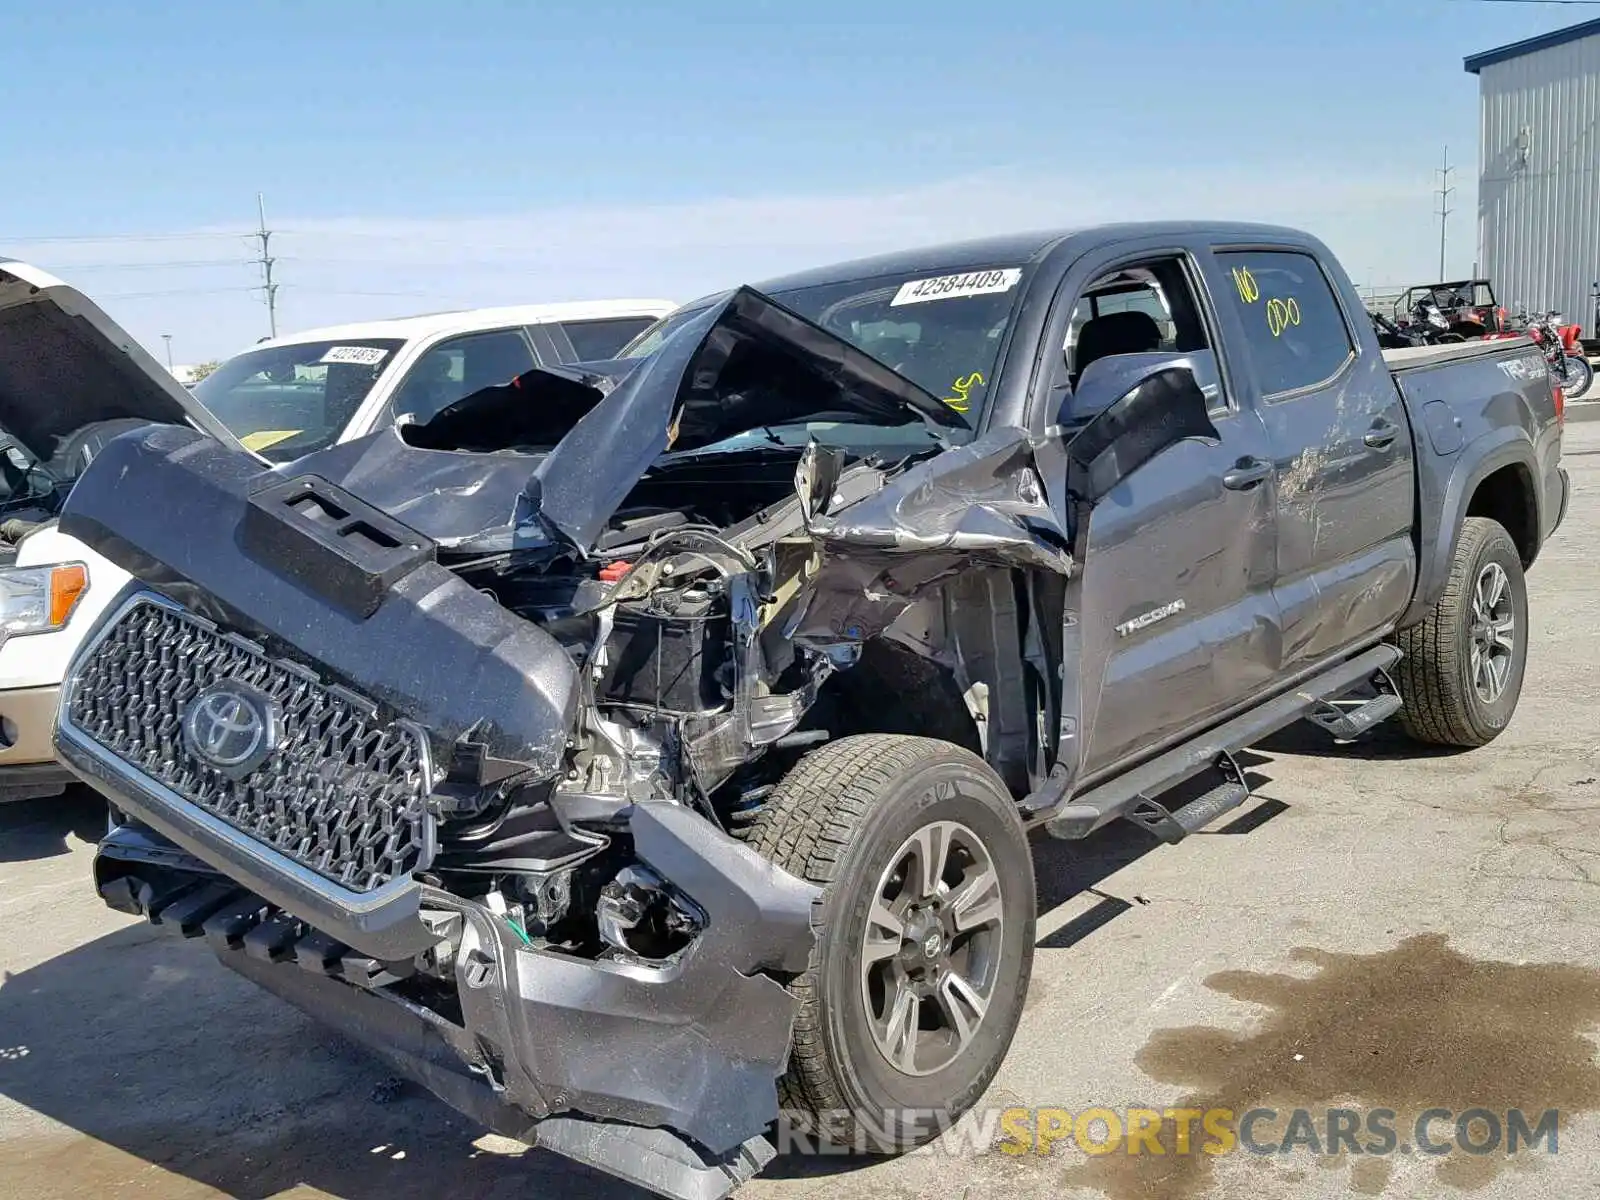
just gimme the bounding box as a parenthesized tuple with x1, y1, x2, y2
(193, 338, 404, 461)
(624, 265, 1028, 447)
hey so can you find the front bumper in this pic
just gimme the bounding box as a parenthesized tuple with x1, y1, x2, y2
(0, 681, 63, 762)
(0, 684, 72, 801)
(90, 803, 819, 1200)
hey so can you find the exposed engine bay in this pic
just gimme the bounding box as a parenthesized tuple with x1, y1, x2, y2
(55, 284, 1086, 1192)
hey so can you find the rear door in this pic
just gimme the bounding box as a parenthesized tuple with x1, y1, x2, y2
(1045, 244, 1282, 777)
(1204, 247, 1416, 674)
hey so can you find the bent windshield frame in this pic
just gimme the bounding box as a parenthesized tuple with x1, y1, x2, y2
(623, 265, 1031, 441)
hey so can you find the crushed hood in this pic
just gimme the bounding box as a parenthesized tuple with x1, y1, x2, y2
(401, 286, 969, 553)
(0, 259, 253, 463)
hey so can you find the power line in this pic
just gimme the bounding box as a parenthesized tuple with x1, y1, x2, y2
(284, 286, 445, 299)
(38, 259, 253, 273)
(0, 230, 251, 245)
(97, 285, 259, 301)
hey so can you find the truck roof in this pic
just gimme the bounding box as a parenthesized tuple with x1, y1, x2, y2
(692, 221, 1322, 303)
(252, 298, 678, 352)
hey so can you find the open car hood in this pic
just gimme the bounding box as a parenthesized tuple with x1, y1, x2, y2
(0, 259, 255, 463)
(405, 285, 969, 553)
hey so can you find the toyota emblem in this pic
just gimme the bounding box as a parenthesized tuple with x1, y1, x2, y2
(183, 684, 278, 775)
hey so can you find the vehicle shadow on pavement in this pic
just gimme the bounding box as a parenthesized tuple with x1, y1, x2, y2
(0, 786, 105, 863)
(1028, 759, 1283, 953)
(0, 922, 648, 1199)
(1256, 719, 1472, 761)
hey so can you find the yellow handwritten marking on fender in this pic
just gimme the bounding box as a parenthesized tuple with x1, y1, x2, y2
(943, 371, 985, 413)
(1232, 266, 1260, 305)
(1266, 296, 1302, 338)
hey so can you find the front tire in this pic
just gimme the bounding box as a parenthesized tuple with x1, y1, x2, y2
(744, 734, 1034, 1152)
(1395, 517, 1528, 747)
(1561, 353, 1595, 398)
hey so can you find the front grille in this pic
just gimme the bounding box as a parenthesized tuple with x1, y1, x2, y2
(67, 597, 434, 893)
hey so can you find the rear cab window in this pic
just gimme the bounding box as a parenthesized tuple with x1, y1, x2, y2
(1213, 250, 1355, 397)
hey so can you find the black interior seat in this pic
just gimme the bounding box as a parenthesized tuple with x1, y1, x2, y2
(1073, 310, 1163, 380)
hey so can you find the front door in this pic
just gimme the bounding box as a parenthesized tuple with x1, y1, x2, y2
(1205, 248, 1416, 675)
(1049, 251, 1283, 778)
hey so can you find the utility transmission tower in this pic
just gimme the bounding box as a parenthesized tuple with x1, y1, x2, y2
(1435, 147, 1455, 281)
(252, 192, 279, 338)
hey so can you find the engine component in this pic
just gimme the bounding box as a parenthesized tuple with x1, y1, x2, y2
(596, 585, 733, 716)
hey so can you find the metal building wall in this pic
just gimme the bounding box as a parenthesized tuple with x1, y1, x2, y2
(1477, 35, 1600, 333)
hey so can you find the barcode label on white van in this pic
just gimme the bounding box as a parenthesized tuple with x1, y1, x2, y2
(320, 345, 390, 366)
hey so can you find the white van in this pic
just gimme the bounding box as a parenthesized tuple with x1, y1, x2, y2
(0, 261, 672, 801)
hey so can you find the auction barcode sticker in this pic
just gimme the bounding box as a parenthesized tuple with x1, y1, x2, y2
(319, 345, 390, 366)
(890, 268, 1022, 307)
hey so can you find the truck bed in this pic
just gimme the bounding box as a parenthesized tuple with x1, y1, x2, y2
(1383, 337, 1535, 374)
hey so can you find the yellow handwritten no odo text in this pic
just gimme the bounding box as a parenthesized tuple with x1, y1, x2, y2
(1266, 297, 1302, 338)
(1232, 266, 1260, 305)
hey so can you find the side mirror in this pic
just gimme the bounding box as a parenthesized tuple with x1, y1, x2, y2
(1058, 349, 1222, 430)
(1065, 365, 1220, 502)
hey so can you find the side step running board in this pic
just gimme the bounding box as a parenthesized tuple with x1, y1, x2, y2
(1305, 665, 1403, 741)
(1034, 642, 1401, 840)
(1124, 750, 1250, 844)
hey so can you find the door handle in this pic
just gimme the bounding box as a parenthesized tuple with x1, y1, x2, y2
(1364, 420, 1399, 449)
(1221, 458, 1271, 490)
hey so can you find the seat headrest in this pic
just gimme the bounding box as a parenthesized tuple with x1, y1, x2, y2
(1075, 310, 1163, 375)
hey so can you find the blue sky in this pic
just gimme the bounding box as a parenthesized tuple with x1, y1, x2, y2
(0, 1, 1584, 360)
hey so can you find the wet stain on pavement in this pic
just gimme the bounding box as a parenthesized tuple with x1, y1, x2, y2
(1059, 934, 1600, 1199)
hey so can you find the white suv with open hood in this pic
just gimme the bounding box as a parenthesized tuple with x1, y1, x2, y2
(0, 259, 671, 802)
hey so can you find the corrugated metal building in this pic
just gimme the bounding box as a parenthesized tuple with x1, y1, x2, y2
(1466, 20, 1600, 334)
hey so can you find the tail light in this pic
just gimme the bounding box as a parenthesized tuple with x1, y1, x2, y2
(1554, 382, 1565, 426)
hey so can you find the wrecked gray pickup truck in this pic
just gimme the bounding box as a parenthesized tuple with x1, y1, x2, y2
(52, 223, 1566, 1198)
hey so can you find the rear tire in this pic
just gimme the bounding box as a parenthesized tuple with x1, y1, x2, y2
(744, 734, 1034, 1153)
(1395, 517, 1528, 747)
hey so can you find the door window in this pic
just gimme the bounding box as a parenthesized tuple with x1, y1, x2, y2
(559, 316, 657, 362)
(387, 329, 537, 424)
(1213, 251, 1354, 397)
(1060, 257, 1224, 416)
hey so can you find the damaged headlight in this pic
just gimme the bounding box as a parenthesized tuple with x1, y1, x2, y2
(0, 562, 88, 644)
(596, 865, 705, 961)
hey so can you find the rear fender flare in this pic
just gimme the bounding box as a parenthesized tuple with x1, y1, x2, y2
(1403, 429, 1537, 629)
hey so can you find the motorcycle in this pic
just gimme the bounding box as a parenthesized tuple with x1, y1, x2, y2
(1488, 308, 1594, 397)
